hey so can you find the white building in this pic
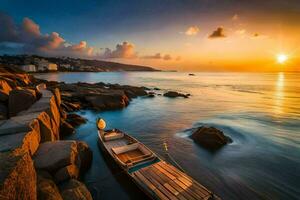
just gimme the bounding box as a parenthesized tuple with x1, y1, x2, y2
(36, 59, 58, 71)
(20, 65, 37, 72)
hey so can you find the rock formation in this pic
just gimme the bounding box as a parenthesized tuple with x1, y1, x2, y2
(164, 91, 190, 98)
(0, 69, 93, 200)
(190, 126, 232, 150)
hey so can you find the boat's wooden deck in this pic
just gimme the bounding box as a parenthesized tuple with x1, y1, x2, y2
(132, 161, 219, 200)
(103, 137, 129, 151)
(117, 149, 144, 163)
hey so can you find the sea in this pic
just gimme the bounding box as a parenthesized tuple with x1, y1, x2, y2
(36, 72, 300, 200)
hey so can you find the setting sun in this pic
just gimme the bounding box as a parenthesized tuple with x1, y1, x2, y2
(277, 54, 288, 64)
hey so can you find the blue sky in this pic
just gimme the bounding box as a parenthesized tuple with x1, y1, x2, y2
(1, 0, 299, 71)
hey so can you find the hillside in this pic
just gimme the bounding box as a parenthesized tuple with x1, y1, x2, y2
(0, 55, 160, 72)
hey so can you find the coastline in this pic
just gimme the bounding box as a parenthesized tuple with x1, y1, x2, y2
(0, 66, 185, 199)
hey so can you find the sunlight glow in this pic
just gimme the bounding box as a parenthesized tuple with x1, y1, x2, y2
(277, 54, 288, 64)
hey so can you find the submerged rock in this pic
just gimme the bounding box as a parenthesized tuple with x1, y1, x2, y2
(66, 113, 87, 127)
(59, 179, 92, 200)
(60, 119, 75, 135)
(190, 126, 232, 150)
(163, 91, 189, 98)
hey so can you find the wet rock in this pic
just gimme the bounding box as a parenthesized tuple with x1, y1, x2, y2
(61, 102, 81, 112)
(33, 141, 79, 172)
(163, 91, 189, 98)
(60, 119, 75, 135)
(66, 113, 87, 127)
(0, 79, 12, 102)
(76, 141, 92, 173)
(8, 88, 37, 117)
(37, 172, 63, 200)
(189, 73, 195, 76)
(190, 126, 232, 150)
(85, 91, 129, 110)
(59, 179, 92, 200)
(0, 103, 7, 120)
(54, 165, 79, 183)
(0, 151, 37, 200)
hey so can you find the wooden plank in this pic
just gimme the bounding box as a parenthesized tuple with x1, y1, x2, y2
(133, 172, 167, 200)
(143, 167, 181, 200)
(158, 162, 211, 198)
(147, 167, 189, 200)
(140, 168, 178, 200)
(153, 163, 176, 180)
(154, 163, 205, 199)
(134, 171, 156, 191)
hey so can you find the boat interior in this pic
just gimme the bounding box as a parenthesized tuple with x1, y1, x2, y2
(101, 129, 156, 168)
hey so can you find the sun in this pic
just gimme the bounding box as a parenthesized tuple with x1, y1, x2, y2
(277, 54, 288, 64)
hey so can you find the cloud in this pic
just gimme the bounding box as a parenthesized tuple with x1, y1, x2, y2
(208, 27, 226, 39)
(141, 53, 179, 61)
(232, 14, 239, 21)
(185, 26, 200, 36)
(163, 54, 172, 60)
(0, 12, 94, 57)
(100, 41, 137, 59)
(250, 33, 268, 39)
(235, 29, 246, 35)
(141, 53, 162, 59)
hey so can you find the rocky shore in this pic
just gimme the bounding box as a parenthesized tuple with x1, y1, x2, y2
(0, 65, 192, 200)
(0, 67, 93, 200)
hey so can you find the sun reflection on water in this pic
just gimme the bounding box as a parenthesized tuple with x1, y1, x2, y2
(274, 72, 285, 115)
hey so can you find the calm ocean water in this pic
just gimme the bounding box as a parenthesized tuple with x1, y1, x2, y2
(36, 72, 300, 200)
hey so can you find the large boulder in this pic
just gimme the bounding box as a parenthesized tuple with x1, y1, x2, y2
(163, 91, 189, 98)
(9, 88, 37, 117)
(190, 126, 232, 150)
(54, 165, 79, 183)
(76, 141, 92, 173)
(0, 79, 12, 102)
(0, 151, 37, 200)
(19, 89, 61, 140)
(0, 118, 41, 156)
(37, 172, 63, 200)
(85, 91, 129, 110)
(66, 113, 87, 127)
(37, 112, 57, 142)
(59, 179, 92, 200)
(33, 141, 79, 172)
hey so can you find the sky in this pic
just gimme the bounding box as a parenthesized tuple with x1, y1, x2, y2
(0, 0, 300, 71)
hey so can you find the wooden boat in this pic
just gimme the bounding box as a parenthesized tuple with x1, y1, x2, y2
(97, 119, 221, 200)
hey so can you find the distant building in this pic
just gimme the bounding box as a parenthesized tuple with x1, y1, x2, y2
(36, 59, 58, 71)
(60, 64, 72, 69)
(20, 64, 36, 72)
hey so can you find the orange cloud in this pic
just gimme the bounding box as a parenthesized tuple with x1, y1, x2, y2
(185, 26, 200, 36)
